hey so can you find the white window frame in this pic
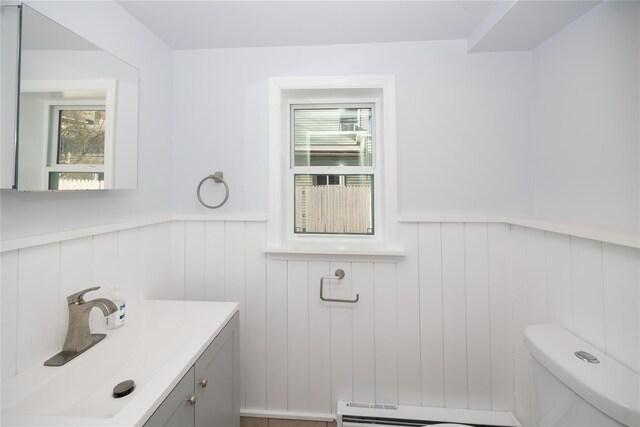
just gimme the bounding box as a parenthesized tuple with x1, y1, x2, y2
(268, 76, 398, 254)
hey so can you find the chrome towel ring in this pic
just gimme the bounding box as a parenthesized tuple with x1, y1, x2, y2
(197, 171, 229, 209)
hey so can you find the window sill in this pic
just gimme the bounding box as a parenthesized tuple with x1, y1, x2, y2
(264, 245, 405, 262)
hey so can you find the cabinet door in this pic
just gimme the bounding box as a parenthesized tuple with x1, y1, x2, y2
(195, 313, 239, 427)
(144, 367, 196, 427)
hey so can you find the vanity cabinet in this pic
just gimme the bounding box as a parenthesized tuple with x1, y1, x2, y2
(144, 367, 195, 427)
(144, 313, 239, 427)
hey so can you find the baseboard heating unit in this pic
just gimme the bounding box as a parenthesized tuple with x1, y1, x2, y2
(337, 401, 521, 427)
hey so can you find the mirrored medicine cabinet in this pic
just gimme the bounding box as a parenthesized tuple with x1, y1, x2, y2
(0, 4, 139, 191)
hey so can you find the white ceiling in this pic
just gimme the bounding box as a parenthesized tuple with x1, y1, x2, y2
(116, 1, 498, 50)
(468, 0, 600, 52)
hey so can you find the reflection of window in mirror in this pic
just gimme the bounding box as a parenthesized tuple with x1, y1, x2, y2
(18, 80, 115, 191)
(46, 105, 106, 190)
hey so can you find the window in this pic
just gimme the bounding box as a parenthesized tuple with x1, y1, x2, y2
(47, 105, 106, 190)
(291, 105, 375, 235)
(268, 76, 398, 253)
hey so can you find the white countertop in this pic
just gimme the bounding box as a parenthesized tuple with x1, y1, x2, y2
(2, 300, 239, 427)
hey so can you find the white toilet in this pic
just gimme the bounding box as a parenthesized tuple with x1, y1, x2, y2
(525, 325, 640, 427)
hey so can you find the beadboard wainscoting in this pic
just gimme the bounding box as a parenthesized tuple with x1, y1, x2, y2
(170, 221, 515, 415)
(510, 226, 640, 426)
(170, 219, 639, 426)
(1, 218, 637, 427)
(0, 222, 174, 382)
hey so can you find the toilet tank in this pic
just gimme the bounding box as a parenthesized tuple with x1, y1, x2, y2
(524, 325, 639, 427)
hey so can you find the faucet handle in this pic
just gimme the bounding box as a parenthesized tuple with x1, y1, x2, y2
(67, 286, 100, 304)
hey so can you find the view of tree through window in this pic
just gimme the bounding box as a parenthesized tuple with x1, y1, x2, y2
(57, 109, 105, 165)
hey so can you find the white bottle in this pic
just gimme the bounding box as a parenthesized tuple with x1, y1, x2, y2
(106, 285, 126, 329)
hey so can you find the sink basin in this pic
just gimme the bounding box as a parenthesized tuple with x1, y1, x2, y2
(1, 300, 238, 426)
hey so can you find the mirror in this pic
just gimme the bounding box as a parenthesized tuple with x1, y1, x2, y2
(1, 5, 21, 189)
(10, 5, 139, 191)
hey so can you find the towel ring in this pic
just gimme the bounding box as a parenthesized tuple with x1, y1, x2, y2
(197, 171, 229, 209)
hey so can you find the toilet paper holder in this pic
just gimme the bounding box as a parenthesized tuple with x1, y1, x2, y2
(320, 269, 360, 304)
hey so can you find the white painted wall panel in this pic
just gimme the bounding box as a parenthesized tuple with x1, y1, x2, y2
(351, 262, 375, 405)
(374, 262, 398, 405)
(571, 237, 605, 351)
(418, 223, 445, 407)
(330, 261, 354, 406)
(265, 259, 288, 410)
(224, 221, 246, 408)
(441, 223, 468, 408)
(139, 223, 173, 300)
(1, 250, 19, 381)
(511, 225, 530, 426)
(169, 221, 186, 300)
(521, 228, 549, 427)
(464, 223, 492, 410)
(91, 233, 117, 334)
(59, 238, 94, 347)
(118, 227, 142, 306)
(287, 261, 310, 411)
(17, 243, 61, 372)
(204, 221, 225, 301)
(545, 232, 573, 331)
(487, 223, 513, 411)
(396, 224, 422, 406)
(523, 228, 548, 330)
(602, 243, 640, 372)
(185, 221, 206, 300)
(244, 222, 267, 409)
(308, 261, 332, 413)
(93, 233, 118, 287)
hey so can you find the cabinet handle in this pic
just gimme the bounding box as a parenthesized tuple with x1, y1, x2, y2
(187, 395, 197, 406)
(199, 378, 209, 388)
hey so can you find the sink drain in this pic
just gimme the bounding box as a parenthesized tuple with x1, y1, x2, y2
(113, 380, 136, 398)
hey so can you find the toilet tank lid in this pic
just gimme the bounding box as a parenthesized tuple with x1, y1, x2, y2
(524, 324, 639, 427)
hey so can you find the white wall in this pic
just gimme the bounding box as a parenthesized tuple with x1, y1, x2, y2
(532, 1, 640, 229)
(0, 1, 173, 240)
(171, 40, 534, 217)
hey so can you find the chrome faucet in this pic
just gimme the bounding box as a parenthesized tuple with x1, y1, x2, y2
(44, 286, 119, 367)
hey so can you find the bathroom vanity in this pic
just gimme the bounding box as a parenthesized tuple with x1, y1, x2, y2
(144, 310, 239, 427)
(1, 300, 239, 427)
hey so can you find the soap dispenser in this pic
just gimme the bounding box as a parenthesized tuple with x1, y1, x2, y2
(106, 285, 126, 329)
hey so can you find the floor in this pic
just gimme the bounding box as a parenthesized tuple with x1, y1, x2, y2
(241, 417, 337, 427)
